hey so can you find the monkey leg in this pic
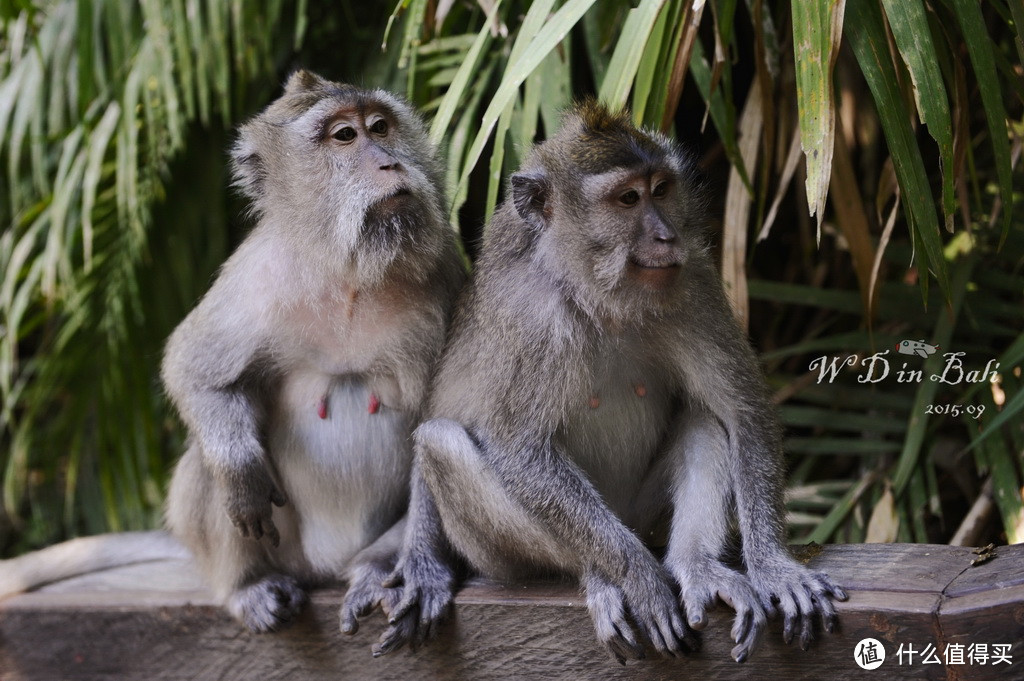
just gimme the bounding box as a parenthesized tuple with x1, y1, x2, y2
(414, 418, 696, 661)
(664, 407, 767, 663)
(166, 446, 307, 632)
(415, 419, 574, 578)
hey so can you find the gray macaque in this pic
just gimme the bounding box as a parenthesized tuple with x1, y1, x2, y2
(159, 70, 464, 632)
(365, 102, 846, 662)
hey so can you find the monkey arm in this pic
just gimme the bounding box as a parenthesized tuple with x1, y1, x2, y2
(162, 291, 286, 545)
(674, 269, 846, 648)
(411, 418, 694, 660)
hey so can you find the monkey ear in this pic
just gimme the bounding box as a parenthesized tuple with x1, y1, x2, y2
(229, 129, 265, 202)
(510, 171, 550, 229)
(284, 69, 326, 95)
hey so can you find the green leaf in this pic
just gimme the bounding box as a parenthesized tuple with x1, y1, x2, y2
(484, 0, 558, 221)
(598, 0, 666, 110)
(630, 0, 673, 124)
(690, 38, 749, 189)
(428, 2, 501, 145)
(880, 0, 954, 231)
(81, 102, 120, 268)
(951, 0, 1014, 241)
(792, 0, 845, 236)
(454, 0, 599, 203)
(846, 0, 949, 297)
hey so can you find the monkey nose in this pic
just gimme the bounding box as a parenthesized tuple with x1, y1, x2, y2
(368, 145, 401, 172)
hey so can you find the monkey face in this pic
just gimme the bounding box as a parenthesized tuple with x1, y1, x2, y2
(228, 71, 447, 283)
(508, 104, 708, 317)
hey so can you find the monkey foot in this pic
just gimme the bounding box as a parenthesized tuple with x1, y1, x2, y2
(584, 570, 698, 664)
(371, 551, 454, 656)
(748, 559, 847, 651)
(228, 574, 307, 633)
(671, 561, 766, 663)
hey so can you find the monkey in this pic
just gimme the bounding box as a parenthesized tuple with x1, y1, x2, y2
(0, 71, 465, 635)
(361, 101, 846, 663)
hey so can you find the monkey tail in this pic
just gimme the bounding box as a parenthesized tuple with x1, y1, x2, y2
(0, 530, 188, 599)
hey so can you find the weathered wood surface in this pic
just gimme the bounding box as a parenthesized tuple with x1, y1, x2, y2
(1, 543, 1022, 680)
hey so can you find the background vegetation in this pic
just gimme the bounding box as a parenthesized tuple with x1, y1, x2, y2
(0, 0, 1021, 556)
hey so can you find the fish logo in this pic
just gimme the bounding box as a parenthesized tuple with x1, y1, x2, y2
(896, 339, 940, 358)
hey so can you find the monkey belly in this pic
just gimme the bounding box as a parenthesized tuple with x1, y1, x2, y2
(556, 358, 675, 522)
(268, 372, 413, 576)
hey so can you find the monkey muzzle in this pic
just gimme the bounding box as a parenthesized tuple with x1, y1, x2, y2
(626, 258, 681, 290)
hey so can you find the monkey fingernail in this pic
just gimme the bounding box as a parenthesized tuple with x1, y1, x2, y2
(588, 395, 600, 409)
(634, 383, 646, 397)
(368, 393, 381, 414)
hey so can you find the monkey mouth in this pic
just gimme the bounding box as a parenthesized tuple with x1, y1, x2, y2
(626, 259, 681, 289)
(390, 187, 413, 198)
(369, 187, 415, 210)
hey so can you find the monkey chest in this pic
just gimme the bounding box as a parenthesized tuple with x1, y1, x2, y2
(555, 351, 677, 508)
(280, 285, 422, 376)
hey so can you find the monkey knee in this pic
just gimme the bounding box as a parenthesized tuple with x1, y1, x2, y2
(414, 418, 484, 473)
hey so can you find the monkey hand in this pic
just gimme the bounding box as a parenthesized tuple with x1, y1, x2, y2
(340, 560, 402, 636)
(221, 462, 288, 547)
(585, 567, 698, 665)
(369, 549, 455, 656)
(747, 556, 847, 651)
(669, 560, 767, 663)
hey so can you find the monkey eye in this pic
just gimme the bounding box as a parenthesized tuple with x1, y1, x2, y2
(618, 189, 640, 207)
(652, 181, 670, 198)
(332, 126, 357, 142)
(369, 119, 388, 136)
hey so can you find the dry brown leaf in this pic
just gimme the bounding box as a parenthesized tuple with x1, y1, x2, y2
(722, 75, 763, 329)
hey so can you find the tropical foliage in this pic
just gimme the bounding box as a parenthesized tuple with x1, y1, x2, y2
(0, 0, 1021, 555)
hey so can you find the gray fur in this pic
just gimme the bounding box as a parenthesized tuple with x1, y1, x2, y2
(161, 71, 464, 633)
(370, 103, 844, 662)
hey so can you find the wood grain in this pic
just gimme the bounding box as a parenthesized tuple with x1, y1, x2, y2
(1, 544, 1021, 680)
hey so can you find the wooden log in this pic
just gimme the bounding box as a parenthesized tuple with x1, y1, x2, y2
(1, 543, 1022, 680)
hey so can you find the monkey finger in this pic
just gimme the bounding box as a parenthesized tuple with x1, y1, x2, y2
(419, 594, 450, 628)
(814, 590, 839, 633)
(606, 629, 645, 663)
(757, 590, 778, 617)
(251, 520, 264, 541)
(340, 606, 360, 635)
(380, 568, 404, 589)
(730, 606, 752, 645)
(613, 620, 645, 659)
(270, 487, 288, 507)
(682, 599, 708, 631)
(646, 608, 685, 657)
(388, 587, 420, 624)
(641, 616, 673, 658)
(668, 610, 694, 652)
(265, 521, 281, 548)
(777, 593, 799, 645)
(372, 623, 409, 658)
(799, 611, 814, 651)
(817, 573, 848, 601)
(791, 587, 816, 651)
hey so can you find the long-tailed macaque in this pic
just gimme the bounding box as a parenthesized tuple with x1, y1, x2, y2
(0, 71, 464, 635)
(368, 102, 845, 662)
